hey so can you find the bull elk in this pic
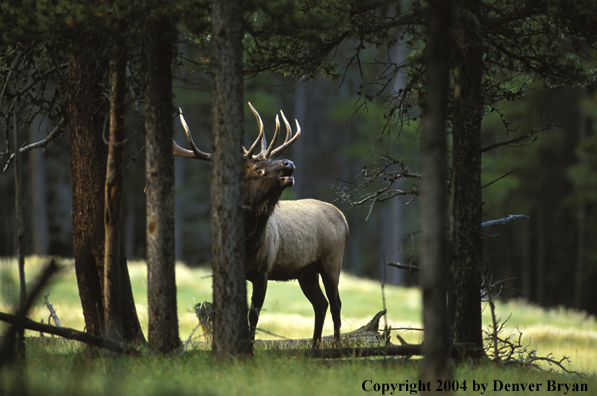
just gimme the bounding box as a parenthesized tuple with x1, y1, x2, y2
(173, 103, 348, 346)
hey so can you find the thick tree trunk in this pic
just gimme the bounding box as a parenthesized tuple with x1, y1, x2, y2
(211, 0, 252, 360)
(451, 0, 484, 349)
(420, 0, 454, 388)
(144, 14, 181, 354)
(69, 36, 110, 338)
(69, 33, 145, 344)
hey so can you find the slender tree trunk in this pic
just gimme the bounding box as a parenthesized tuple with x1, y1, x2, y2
(104, 31, 126, 341)
(574, 84, 592, 310)
(535, 205, 545, 305)
(144, 12, 181, 354)
(451, 0, 484, 349)
(14, 111, 26, 359)
(420, 0, 454, 388)
(174, 142, 185, 263)
(29, 116, 49, 255)
(211, 0, 252, 360)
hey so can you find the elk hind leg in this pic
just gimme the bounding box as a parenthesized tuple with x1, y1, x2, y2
(321, 271, 342, 344)
(298, 272, 328, 347)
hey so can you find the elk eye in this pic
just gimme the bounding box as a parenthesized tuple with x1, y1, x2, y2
(256, 168, 265, 176)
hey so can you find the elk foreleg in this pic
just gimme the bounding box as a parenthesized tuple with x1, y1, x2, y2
(248, 273, 268, 341)
(298, 272, 329, 348)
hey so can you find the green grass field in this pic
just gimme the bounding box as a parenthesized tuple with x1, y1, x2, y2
(1, 257, 597, 395)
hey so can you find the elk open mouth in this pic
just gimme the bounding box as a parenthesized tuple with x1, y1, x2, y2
(279, 161, 295, 187)
(279, 176, 294, 187)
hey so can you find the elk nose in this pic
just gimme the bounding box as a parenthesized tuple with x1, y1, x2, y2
(282, 160, 295, 171)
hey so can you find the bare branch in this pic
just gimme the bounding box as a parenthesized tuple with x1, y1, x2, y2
(0, 311, 139, 356)
(482, 214, 529, 228)
(43, 292, 61, 327)
(482, 123, 557, 153)
(387, 262, 420, 272)
(482, 167, 519, 189)
(2, 117, 67, 171)
(336, 157, 420, 214)
(0, 259, 60, 367)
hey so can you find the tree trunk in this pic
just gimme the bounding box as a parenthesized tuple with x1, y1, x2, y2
(14, 111, 27, 359)
(420, 0, 454, 388)
(69, 35, 110, 338)
(451, 0, 484, 349)
(28, 116, 50, 255)
(144, 13, 181, 354)
(103, 31, 126, 341)
(69, 33, 145, 344)
(211, 0, 252, 360)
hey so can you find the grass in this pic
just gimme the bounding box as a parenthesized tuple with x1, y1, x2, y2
(2, 256, 597, 395)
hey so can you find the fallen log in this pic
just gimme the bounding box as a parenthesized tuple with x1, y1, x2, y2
(255, 310, 389, 348)
(189, 307, 390, 349)
(268, 342, 484, 360)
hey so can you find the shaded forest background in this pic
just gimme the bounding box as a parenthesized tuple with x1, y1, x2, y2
(1, 1, 596, 317)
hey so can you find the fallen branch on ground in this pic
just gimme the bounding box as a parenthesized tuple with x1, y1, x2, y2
(0, 259, 60, 367)
(254, 310, 389, 349)
(0, 311, 139, 356)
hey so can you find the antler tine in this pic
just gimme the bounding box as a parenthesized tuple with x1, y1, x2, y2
(264, 115, 280, 159)
(172, 108, 212, 161)
(245, 102, 265, 158)
(270, 110, 301, 159)
(280, 110, 292, 144)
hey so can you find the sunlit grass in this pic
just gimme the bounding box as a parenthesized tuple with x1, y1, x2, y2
(2, 256, 597, 375)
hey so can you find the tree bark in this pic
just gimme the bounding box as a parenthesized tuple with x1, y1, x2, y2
(69, 32, 145, 344)
(451, 0, 484, 349)
(420, 0, 454, 389)
(144, 13, 181, 354)
(69, 35, 110, 338)
(211, 0, 252, 360)
(103, 31, 126, 341)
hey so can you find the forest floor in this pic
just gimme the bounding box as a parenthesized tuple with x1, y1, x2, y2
(1, 256, 596, 395)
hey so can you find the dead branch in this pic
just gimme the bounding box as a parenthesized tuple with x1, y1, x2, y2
(387, 262, 420, 272)
(2, 117, 67, 172)
(482, 168, 519, 189)
(481, 123, 556, 153)
(0, 311, 139, 356)
(43, 292, 61, 327)
(336, 157, 420, 218)
(188, 310, 390, 349)
(266, 342, 483, 360)
(0, 259, 60, 367)
(256, 310, 389, 349)
(482, 214, 529, 228)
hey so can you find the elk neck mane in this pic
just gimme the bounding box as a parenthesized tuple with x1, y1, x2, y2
(243, 178, 285, 259)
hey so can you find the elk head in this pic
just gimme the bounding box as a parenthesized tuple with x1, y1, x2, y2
(172, 103, 301, 207)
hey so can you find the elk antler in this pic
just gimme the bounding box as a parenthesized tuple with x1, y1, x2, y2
(173, 103, 301, 161)
(244, 102, 265, 158)
(246, 102, 301, 160)
(172, 108, 212, 161)
(269, 109, 301, 159)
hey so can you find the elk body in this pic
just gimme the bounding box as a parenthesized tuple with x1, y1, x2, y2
(173, 103, 348, 345)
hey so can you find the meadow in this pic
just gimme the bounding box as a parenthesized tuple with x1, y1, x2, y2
(1, 256, 597, 395)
